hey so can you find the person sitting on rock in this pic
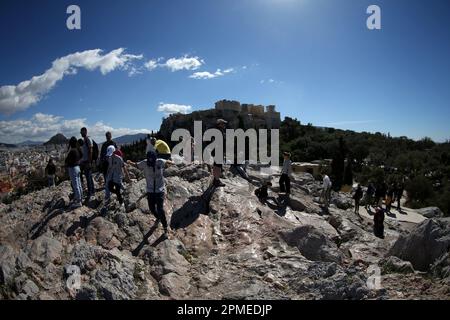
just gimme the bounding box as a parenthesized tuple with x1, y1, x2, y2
(279, 152, 292, 195)
(148, 136, 172, 160)
(127, 150, 173, 239)
(255, 181, 272, 201)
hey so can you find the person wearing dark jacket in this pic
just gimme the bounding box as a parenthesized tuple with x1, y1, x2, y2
(385, 185, 395, 213)
(279, 152, 292, 195)
(100, 131, 118, 177)
(375, 182, 387, 208)
(364, 182, 375, 210)
(45, 158, 57, 187)
(353, 184, 363, 216)
(395, 182, 404, 211)
(65, 137, 83, 208)
(373, 206, 385, 238)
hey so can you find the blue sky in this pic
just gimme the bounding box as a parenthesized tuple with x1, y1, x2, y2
(1, 0, 449, 143)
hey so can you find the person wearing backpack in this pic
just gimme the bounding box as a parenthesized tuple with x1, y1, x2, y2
(127, 151, 174, 239)
(105, 145, 130, 207)
(80, 127, 96, 199)
(100, 131, 118, 181)
(65, 137, 83, 209)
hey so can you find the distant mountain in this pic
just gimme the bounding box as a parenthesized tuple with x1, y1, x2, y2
(107, 133, 148, 145)
(0, 142, 17, 148)
(17, 140, 45, 146)
(44, 133, 68, 146)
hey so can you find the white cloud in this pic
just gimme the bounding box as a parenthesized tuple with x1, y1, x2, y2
(163, 55, 204, 72)
(0, 113, 152, 144)
(189, 68, 234, 80)
(144, 59, 158, 71)
(0, 48, 143, 115)
(260, 78, 282, 85)
(157, 103, 192, 115)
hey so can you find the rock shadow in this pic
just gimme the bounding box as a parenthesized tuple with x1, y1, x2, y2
(170, 184, 216, 230)
(131, 221, 160, 256)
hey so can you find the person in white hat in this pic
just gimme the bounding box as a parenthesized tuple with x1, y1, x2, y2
(105, 145, 130, 206)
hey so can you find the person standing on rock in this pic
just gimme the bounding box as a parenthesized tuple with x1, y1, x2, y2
(322, 172, 332, 207)
(395, 181, 405, 212)
(127, 150, 174, 239)
(65, 137, 83, 209)
(80, 127, 95, 200)
(105, 145, 130, 207)
(211, 119, 227, 187)
(385, 184, 395, 213)
(353, 184, 363, 217)
(375, 181, 386, 209)
(99, 131, 118, 183)
(364, 181, 375, 211)
(373, 206, 385, 239)
(45, 158, 56, 187)
(279, 152, 292, 195)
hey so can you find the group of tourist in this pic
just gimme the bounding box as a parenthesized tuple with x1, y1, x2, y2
(352, 180, 406, 239)
(363, 181, 405, 214)
(43, 118, 406, 241)
(59, 127, 174, 237)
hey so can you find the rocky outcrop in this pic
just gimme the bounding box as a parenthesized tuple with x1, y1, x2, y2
(281, 225, 343, 263)
(388, 218, 450, 271)
(380, 256, 414, 275)
(417, 207, 444, 219)
(0, 163, 449, 300)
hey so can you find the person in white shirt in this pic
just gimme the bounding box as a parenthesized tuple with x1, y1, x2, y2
(279, 152, 292, 194)
(322, 173, 332, 207)
(127, 150, 173, 238)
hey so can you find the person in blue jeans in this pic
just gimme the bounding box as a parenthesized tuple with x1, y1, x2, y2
(127, 151, 173, 238)
(65, 137, 83, 208)
(80, 127, 95, 199)
(105, 145, 130, 206)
